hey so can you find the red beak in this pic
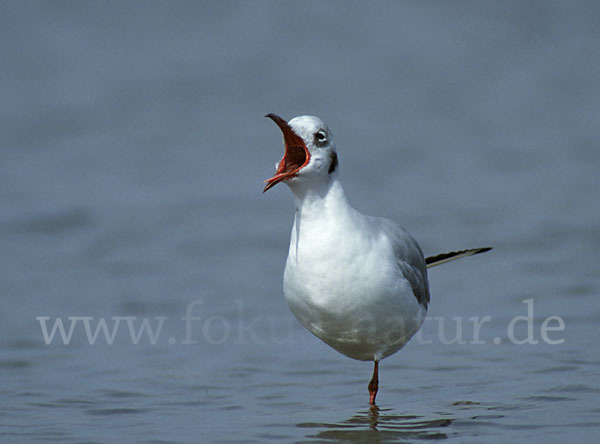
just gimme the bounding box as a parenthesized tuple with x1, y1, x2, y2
(263, 113, 311, 192)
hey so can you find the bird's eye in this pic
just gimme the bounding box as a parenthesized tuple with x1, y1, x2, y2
(314, 130, 327, 145)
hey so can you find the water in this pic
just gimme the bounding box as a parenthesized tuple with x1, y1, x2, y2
(1, 1, 599, 442)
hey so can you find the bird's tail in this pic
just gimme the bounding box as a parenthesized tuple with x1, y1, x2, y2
(425, 247, 492, 268)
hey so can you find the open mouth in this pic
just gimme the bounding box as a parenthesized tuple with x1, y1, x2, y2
(263, 113, 311, 192)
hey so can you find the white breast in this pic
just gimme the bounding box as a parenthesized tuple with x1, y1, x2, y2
(283, 198, 427, 361)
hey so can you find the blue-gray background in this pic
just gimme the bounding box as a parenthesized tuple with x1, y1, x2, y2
(1, 1, 598, 443)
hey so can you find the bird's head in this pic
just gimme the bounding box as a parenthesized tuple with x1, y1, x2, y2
(263, 114, 338, 193)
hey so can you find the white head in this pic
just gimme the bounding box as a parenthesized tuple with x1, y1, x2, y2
(263, 114, 339, 192)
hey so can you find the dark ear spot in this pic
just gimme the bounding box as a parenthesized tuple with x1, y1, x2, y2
(328, 151, 338, 174)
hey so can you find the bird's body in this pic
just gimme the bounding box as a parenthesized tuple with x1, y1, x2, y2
(263, 114, 490, 405)
(284, 177, 427, 361)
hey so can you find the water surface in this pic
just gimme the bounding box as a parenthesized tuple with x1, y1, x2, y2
(1, 1, 599, 442)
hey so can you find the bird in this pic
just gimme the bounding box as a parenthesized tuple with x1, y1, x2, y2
(263, 113, 491, 405)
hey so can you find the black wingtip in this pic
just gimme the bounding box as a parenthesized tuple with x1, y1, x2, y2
(425, 247, 492, 266)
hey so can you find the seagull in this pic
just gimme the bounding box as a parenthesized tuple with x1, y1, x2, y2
(263, 113, 491, 405)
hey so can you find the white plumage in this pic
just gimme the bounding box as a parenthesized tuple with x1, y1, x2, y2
(263, 114, 490, 405)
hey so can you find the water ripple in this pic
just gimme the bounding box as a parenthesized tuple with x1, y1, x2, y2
(298, 407, 453, 441)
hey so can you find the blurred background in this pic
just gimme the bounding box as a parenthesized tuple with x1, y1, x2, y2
(1, 1, 598, 443)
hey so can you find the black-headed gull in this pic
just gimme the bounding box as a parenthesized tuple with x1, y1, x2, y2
(263, 113, 490, 405)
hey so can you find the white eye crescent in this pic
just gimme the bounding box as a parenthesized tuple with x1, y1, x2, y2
(314, 130, 327, 145)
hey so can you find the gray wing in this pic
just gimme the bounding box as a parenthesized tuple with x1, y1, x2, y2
(370, 217, 430, 308)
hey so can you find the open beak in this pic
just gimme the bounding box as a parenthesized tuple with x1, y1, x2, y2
(263, 113, 311, 192)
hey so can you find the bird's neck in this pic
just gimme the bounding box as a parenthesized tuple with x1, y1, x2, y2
(290, 174, 353, 223)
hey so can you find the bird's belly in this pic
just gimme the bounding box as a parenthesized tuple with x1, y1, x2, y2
(283, 252, 426, 361)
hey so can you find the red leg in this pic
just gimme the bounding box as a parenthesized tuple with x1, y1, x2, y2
(368, 360, 379, 405)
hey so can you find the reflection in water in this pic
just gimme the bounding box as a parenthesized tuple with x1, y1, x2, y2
(297, 406, 453, 442)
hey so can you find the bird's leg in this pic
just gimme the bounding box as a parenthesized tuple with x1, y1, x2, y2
(368, 360, 379, 405)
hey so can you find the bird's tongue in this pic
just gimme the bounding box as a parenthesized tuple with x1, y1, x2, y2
(263, 113, 310, 192)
